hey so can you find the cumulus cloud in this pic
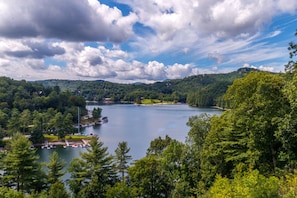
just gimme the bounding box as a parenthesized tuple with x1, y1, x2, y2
(259, 65, 274, 72)
(4, 41, 65, 59)
(0, 54, 69, 80)
(50, 43, 197, 82)
(0, 0, 137, 42)
(242, 63, 274, 72)
(166, 64, 193, 79)
(120, 0, 297, 63)
(122, 0, 296, 39)
(0, 0, 295, 83)
(40, 42, 195, 82)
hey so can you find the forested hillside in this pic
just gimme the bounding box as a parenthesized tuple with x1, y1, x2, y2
(36, 67, 258, 106)
(0, 77, 86, 143)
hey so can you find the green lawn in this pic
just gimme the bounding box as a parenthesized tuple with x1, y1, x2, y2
(141, 99, 162, 104)
(43, 134, 92, 142)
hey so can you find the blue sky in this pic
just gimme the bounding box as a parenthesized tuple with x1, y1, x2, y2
(0, 0, 296, 83)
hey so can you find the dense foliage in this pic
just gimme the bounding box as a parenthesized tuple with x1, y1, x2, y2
(0, 77, 87, 143)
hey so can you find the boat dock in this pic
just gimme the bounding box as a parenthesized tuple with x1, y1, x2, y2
(39, 139, 91, 149)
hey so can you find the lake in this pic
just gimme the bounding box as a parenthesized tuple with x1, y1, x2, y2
(37, 104, 222, 182)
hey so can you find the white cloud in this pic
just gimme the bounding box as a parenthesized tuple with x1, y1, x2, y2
(0, 0, 296, 83)
(243, 63, 250, 68)
(145, 61, 167, 80)
(277, 0, 297, 13)
(267, 30, 282, 38)
(166, 63, 193, 79)
(120, 0, 297, 66)
(0, 0, 137, 42)
(259, 65, 274, 72)
(122, 0, 296, 40)
(241, 63, 275, 72)
(0, 40, 196, 82)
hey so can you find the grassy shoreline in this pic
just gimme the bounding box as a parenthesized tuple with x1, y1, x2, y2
(33, 134, 93, 147)
(43, 134, 92, 142)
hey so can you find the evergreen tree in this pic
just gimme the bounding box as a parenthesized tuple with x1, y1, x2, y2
(48, 182, 69, 198)
(105, 182, 138, 198)
(6, 108, 21, 135)
(19, 109, 31, 133)
(0, 186, 24, 198)
(147, 135, 172, 156)
(68, 136, 117, 197)
(115, 141, 132, 183)
(47, 151, 66, 185)
(1, 133, 45, 193)
(92, 107, 102, 119)
(67, 158, 87, 197)
(62, 113, 74, 137)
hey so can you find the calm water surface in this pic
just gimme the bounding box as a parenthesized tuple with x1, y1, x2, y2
(84, 104, 221, 159)
(37, 104, 222, 182)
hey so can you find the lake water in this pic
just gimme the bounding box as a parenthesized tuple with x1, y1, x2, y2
(37, 104, 222, 182)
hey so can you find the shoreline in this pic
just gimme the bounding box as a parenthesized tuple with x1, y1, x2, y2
(35, 138, 91, 149)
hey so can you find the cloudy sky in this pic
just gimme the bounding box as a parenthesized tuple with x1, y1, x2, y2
(0, 0, 296, 83)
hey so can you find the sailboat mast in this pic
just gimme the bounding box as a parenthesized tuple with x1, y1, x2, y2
(78, 106, 80, 134)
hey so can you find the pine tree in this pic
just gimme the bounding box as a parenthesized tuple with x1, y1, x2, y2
(47, 151, 66, 185)
(68, 136, 117, 197)
(115, 141, 132, 183)
(2, 133, 45, 193)
(48, 181, 69, 198)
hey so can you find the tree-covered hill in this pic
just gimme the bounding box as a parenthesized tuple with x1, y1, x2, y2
(0, 76, 86, 142)
(36, 67, 259, 106)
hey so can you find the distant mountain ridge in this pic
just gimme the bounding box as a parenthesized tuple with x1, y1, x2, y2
(36, 67, 258, 90)
(35, 67, 261, 106)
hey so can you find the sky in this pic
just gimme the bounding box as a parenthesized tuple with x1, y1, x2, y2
(0, 0, 296, 83)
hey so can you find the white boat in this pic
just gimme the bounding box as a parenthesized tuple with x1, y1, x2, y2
(72, 144, 78, 148)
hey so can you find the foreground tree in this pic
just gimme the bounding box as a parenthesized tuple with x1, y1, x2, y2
(105, 182, 138, 198)
(147, 135, 172, 156)
(68, 136, 117, 197)
(224, 72, 289, 171)
(161, 140, 190, 197)
(1, 133, 45, 193)
(198, 71, 290, 190)
(280, 31, 297, 167)
(48, 181, 69, 198)
(115, 141, 132, 183)
(128, 155, 171, 197)
(0, 186, 24, 198)
(47, 151, 66, 185)
(67, 159, 86, 196)
(207, 169, 279, 197)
